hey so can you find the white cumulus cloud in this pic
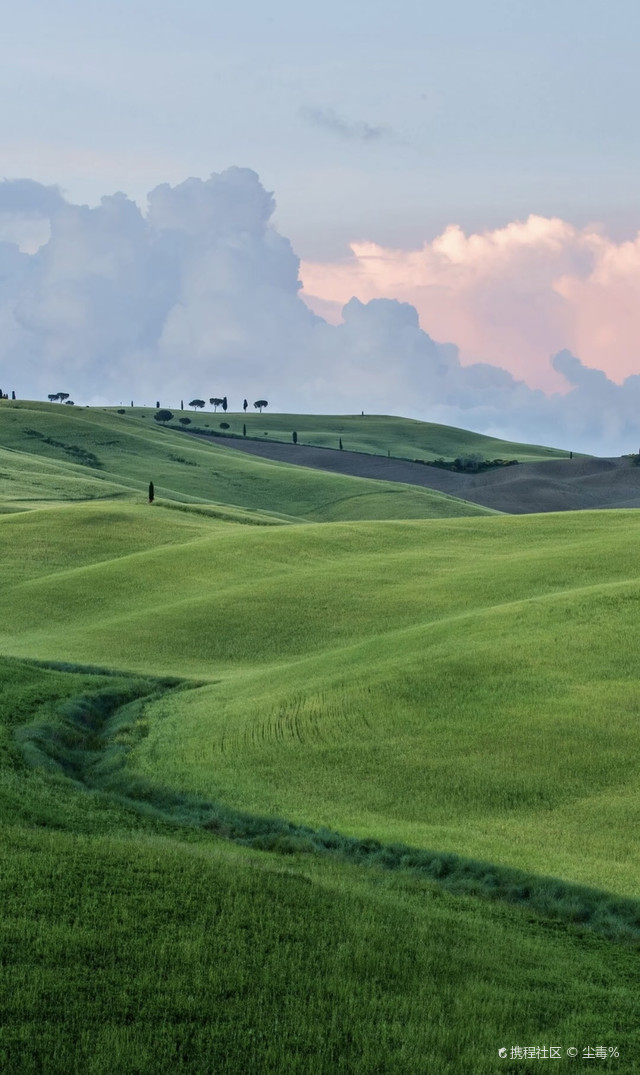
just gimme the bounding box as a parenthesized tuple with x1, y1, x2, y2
(0, 169, 638, 455)
(300, 216, 640, 393)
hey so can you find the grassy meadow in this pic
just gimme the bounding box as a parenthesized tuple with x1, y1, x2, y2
(0, 401, 497, 521)
(144, 406, 571, 462)
(0, 399, 638, 1073)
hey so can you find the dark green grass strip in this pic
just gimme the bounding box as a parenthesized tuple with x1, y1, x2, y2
(12, 658, 640, 945)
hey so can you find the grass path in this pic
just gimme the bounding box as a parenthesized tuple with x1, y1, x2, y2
(6, 654, 640, 941)
(2, 655, 638, 1071)
(3, 505, 640, 901)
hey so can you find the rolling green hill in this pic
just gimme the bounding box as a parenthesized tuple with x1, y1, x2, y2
(2, 658, 635, 1074)
(124, 406, 573, 462)
(2, 504, 640, 899)
(0, 401, 496, 521)
(2, 654, 639, 1074)
(1, 402, 637, 1074)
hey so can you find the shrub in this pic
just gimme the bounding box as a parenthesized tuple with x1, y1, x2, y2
(154, 410, 173, 424)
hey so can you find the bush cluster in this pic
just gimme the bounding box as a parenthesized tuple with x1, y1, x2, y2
(418, 455, 520, 473)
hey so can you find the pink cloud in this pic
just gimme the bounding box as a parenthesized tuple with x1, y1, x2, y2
(300, 216, 640, 393)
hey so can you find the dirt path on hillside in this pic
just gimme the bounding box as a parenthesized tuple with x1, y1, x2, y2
(187, 433, 640, 514)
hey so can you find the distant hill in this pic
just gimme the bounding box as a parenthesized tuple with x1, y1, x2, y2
(145, 408, 572, 462)
(204, 437, 640, 514)
(0, 401, 496, 521)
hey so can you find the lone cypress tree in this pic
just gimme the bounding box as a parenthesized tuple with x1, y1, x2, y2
(148, 481, 154, 503)
(292, 431, 297, 444)
(243, 424, 246, 437)
(339, 437, 343, 450)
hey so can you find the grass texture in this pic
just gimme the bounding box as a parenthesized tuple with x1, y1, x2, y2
(0, 401, 497, 521)
(1, 403, 636, 1074)
(1, 500, 640, 897)
(155, 407, 571, 461)
(1, 657, 638, 1074)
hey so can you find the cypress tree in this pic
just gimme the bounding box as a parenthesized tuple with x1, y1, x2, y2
(148, 481, 154, 503)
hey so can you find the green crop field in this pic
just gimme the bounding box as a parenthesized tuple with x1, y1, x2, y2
(140, 406, 570, 462)
(0, 401, 497, 521)
(0, 400, 637, 1074)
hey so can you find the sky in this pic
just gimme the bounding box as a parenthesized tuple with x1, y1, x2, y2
(2, 0, 640, 454)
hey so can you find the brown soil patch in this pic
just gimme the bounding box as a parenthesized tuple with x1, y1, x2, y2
(188, 434, 640, 514)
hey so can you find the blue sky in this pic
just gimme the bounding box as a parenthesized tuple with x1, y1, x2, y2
(4, 0, 640, 256)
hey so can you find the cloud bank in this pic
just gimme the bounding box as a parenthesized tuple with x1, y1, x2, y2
(300, 217, 640, 393)
(0, 170, 639, 456)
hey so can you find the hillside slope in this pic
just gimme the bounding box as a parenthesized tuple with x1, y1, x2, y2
(0, 401, 495, 521)
(206, 439, 640, 514)
(3, 655, 637, 1074)
(167, 409, 570, 461)
(2, 501, 640, 899)
(2, 423, 640, 1071)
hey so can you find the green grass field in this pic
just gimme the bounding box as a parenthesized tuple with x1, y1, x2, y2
(1, 658, 637, 1074)
(0, 401, 498, 521)
(0, 400, 637, 1073)
(147, 406, 571, 461)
